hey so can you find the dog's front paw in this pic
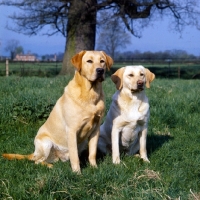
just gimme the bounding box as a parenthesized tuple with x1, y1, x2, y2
(90, 161, 98, 168)
(72, 165, 81, 174)
(72, 169, 81, 174)
(113, 156, 120, 164)
(89, 156, 98, 168)
(141, 156, 150, 163)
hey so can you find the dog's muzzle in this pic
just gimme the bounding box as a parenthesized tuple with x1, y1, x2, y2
(131, 80, 144, 93)
(96, 68, 105, 82)
(137, 80, 144, 89)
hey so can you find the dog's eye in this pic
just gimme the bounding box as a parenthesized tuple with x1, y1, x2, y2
(100, 60, 105, 63)
(140, 73, 144, 76)
(128, 74, 134, 77)
(87, 60, 93, 63)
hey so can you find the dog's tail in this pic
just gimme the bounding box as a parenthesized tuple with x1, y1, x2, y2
(2, 153, 34, 161)
(2, 153, 53, 168)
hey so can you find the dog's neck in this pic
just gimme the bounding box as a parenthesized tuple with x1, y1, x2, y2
(116, 88, 149, 112)
(74, 71, 102, 91)
(120, 87, 145, 102)
(68, 71, 103, 103)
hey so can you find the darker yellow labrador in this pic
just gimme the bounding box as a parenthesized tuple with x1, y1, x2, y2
(3, 50, 113, 173)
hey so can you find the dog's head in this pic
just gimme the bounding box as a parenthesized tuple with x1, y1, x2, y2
(71, 50, 113, 82)
(111, 66, 155, 92)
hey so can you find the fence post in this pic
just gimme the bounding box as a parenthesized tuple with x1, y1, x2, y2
(6, 58, 9, 77)
(178, 66, 180, 78)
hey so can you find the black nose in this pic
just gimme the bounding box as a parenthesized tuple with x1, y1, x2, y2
(137, 80, 144, 87)
(96, 68, 104, 75)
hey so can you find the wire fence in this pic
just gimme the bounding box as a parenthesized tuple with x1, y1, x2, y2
(0, 59, 200, 79)
(0, 60, 62, 77)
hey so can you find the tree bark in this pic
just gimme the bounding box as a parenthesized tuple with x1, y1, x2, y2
(60, 0, 97, 75)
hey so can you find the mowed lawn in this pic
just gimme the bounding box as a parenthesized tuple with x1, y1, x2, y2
(0, 75, 199, 200)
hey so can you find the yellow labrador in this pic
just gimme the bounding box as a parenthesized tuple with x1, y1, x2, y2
(3, 50, 113, 173)
(98, 66, 155, 164)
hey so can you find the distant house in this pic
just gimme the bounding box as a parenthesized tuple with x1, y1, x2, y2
(14, 53, 37, 61)
(50, 54, 57, 62)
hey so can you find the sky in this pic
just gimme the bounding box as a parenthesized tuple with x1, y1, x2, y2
(1, 5, 200, 57)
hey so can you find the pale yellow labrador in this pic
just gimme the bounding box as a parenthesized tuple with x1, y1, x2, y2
(3, 50, 113, 173)
(98, 65, 155, 164)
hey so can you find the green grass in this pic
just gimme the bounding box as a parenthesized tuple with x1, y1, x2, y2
(0, 76, 200, 199)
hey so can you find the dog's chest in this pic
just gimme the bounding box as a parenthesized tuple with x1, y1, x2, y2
(119, 104, 149, 148)
(77, 105, 103, 142)
(122, 101, 148, 122)
(120, 124, 140, 148)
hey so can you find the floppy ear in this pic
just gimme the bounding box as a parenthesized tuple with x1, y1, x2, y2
(71, 50, 86, 71)
(111, 67, 125, 90)
(145, 68, 155, 88)
(101, 51, 113, 70)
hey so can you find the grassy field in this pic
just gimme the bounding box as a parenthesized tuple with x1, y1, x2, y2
(0, 76, 200, 199)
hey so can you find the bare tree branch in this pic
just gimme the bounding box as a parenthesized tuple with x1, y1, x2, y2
(1, 0, 200, 74)
(1, 0, 200, 37)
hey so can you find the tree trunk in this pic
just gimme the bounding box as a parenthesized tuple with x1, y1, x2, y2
(59, 0, 97, 75)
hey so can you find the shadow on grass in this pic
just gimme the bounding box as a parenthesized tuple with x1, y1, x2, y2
(147, 134, 173, 155)
(79, 134, 173, 168)
(79, 148, 107, 169)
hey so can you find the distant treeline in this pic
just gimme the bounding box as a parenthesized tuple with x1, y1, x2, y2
(1, 49, 199, 63)
(43, 49, 199, 63)
(114, 49, 199, 62)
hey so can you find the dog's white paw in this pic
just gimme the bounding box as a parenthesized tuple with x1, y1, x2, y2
(113, 156, 120, 164)
(142, 156, 150, 163)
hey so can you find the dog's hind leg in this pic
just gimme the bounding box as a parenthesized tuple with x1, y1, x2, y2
(130, 130, 150, 162)
(33, 134, 54, 167)
(129, 137, 139, 156)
